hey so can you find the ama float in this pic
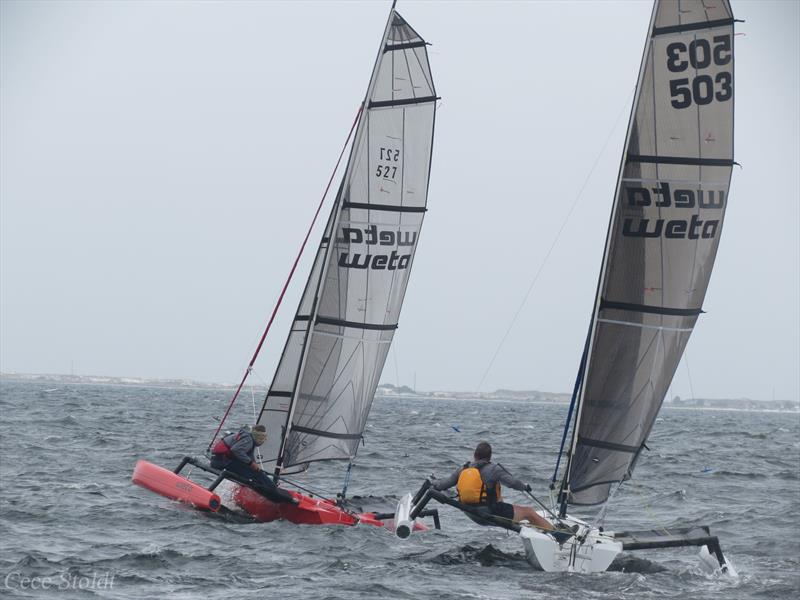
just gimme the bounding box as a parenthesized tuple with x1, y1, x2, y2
(132, 1, 439, 530)
(397, 0, 740, 573)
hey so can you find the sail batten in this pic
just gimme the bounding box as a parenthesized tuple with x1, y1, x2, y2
(256, 9, 436, 473)
(564, 0, 735, 506)
(628, 154, 735, 167)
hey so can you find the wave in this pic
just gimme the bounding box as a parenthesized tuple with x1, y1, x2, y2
(430, 544, 529, 569)
(609, 553, 669, 574)
(708, 470, 768, 480)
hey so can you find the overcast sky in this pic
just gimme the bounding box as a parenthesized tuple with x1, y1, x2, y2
(1, 0, 797, 402)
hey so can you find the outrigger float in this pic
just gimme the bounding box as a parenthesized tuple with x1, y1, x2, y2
(133, 0, 439, 528)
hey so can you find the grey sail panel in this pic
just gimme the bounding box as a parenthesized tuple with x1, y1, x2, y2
(256, 204, 338, 471)
(567, 0, 735, 505)
(258, 11, 436, 471)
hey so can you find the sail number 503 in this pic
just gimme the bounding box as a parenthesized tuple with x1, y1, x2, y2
(666, 35, 732, 109)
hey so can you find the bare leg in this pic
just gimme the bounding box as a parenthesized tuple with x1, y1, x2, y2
(513, 505, 553, 530)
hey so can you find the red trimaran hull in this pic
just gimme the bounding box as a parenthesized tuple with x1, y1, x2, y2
(132, 459, 426, 531)
(232, 485, 385, 526)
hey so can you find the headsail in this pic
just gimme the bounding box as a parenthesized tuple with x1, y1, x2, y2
(564, 0, 736, 505)
(257, 9, 436, 473)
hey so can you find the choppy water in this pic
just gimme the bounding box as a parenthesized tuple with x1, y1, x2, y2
(0, 379, 798, 599)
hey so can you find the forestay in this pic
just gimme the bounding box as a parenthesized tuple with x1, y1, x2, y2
(257, 10, 436, 473)
(566, 0, 736, 505)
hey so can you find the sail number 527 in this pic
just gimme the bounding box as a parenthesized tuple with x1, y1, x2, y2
(376, 146, 399, 180)
(666, 35, 732, 109)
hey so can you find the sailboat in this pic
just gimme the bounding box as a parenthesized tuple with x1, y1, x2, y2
(133, 1, 440, 529)
(398, 0, 738, 572)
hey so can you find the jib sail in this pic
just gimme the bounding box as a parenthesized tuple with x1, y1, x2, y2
(257, 8, 436, 473)
(565, 0, 736, 505)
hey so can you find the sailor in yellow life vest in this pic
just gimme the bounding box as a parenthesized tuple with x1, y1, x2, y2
(430, 441, 554, 530)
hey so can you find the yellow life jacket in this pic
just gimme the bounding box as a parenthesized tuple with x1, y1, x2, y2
(456, 465, 502, 505)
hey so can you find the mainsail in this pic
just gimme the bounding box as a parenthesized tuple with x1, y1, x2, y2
(563, 0, 736, 506)
(257, 9, 436, 474)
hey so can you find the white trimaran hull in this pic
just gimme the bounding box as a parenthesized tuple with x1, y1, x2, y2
(518, 513, 621, 573)
(395, 491, 733, 574)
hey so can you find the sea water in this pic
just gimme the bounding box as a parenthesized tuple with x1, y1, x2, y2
(1, 380, 798, 599)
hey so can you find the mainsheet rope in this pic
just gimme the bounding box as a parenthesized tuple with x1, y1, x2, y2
(474, 88, 634, 393)
(207, 104, 364, 451)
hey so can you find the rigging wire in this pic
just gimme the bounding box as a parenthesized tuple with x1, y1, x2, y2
(593, 480, 624, 528)
(279, 475, 335, 503)
(340, 461, 354, 500)
(207, 104, 364, 451)
(475, 90, 634, 392)
(392, 344, 401, 388)
(249, 381, 258, 422)
(248, 377, 265, 465)
(683, 350, 697, 401)
(630, 482, 672, 537)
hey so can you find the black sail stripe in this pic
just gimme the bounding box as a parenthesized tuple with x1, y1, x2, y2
(627, 154, 735, 167)
(569, 479, 623, 497)
(600, 299, 703, 317)
(368, 95, 438, 109)
(342, 201, 426, 213)
(384, 41, 427, 53)
(577, 436, 640, 454)
(315, 315, 398, 330)
(267, 391, 293, 398)
(291, 425, 362, 440)
(652, 18, 735, 37)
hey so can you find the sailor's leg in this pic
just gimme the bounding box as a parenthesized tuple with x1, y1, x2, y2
(513, 505, 553, 530)
(209, 456, 227, 471)
(216, 458, 253, 481)
(220, 460, 296, 504)
(251, 471, 297, 504)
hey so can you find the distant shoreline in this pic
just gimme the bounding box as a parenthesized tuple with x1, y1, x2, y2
(2, 372, 797, 413)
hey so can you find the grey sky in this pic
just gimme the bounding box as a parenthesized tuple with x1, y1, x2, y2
(1, 1, 797, 402)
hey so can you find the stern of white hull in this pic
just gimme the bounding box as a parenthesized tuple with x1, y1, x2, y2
(518, 514, 622, 573)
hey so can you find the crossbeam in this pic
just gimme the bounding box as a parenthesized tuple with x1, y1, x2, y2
(613, 526, 727, 568)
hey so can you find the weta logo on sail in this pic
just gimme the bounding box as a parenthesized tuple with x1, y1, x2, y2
(622, 181, 725, 240)
(338, 225, 417, 270)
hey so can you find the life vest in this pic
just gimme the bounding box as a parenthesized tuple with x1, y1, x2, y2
(211, 431, 243, 458)
(456, 464, 502, 505)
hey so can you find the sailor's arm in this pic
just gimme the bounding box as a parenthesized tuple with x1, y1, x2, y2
(496, 466, 526, 491)
(430, 467, 461, 491)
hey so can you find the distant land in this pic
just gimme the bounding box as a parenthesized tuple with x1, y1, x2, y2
(1, 372, 797, 412)
(375, 383, 800, 412)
